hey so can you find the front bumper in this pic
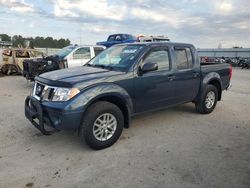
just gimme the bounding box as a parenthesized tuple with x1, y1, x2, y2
(25, 96, 57, 135)
(25, 96, 83, 135)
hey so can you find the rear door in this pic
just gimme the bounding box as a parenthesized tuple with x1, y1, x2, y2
(134, 46, 176, 112)
(172, 46, 200, 102)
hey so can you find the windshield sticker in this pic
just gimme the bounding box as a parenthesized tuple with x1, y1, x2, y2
(123, 49, 137, 53)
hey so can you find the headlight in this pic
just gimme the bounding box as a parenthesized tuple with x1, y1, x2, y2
(52, 87, 80, 101)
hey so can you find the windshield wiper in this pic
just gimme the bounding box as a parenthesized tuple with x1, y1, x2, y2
(85, 64, 94, 67)
(103, 65, 113, 70)
(86, 64, 113, 71)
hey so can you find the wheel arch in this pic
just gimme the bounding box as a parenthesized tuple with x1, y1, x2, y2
(207, 79, 222, 101)
(202, 72, 222, 101)
(75, 83, 133, 132)
(91, 94, 131, 128)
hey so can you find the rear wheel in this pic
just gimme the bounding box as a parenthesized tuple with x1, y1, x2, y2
(196, 84, 218, 114)
(80, 101, 124, 150)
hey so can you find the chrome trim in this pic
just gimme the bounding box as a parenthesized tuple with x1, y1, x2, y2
(32, 81, 40, 100)
(93, 113, 117, 141)
(205, 91, 215, 109)
(32, 81, 58, 101)
(226, 83, 232, 90)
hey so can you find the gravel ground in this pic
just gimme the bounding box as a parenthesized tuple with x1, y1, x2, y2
(0, 68, 249, 188)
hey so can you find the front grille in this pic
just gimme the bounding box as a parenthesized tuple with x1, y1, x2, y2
(33, 82, 55, 101)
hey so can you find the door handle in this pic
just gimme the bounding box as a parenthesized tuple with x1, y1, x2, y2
(193, 72, 199, 78)
(168, 75, 176, 81)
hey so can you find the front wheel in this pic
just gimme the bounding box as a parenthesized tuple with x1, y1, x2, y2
(196, 84, 218, 114)
(80, 101, 124, 150)
(1, 65, 8, 75)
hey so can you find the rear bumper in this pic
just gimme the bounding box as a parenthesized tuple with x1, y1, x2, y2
(25, 96, 83, 135)
(226, 83, 232, 90)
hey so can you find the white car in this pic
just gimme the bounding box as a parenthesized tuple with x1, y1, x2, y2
(58, 45, 106, 68)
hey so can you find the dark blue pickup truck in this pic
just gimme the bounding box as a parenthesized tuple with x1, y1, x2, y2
(25, 42, 232, 149)
(96, 33, 137, 48)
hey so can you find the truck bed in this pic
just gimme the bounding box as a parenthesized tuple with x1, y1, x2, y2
(201, 62, 231, 90)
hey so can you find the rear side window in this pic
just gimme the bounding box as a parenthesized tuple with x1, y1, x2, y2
(143, 47, 170, 71)
(124, 34, 136, 40)
(16, 50, 30, 58)
(115, 35, 122, 41)
(174, 47, 193, 70)
(73, 47, 91, 59)
(108, 35, 115, 41)
(94, 47, 104, 56)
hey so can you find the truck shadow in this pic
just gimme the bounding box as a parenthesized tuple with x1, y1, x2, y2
(132, 102, 197, 120)
(25, 103, 197, 152)
(127, 102, 198, 132)
(31, 129, 93, 151)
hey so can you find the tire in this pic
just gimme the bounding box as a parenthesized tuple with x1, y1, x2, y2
(1, 65, 8, 75)
(196, 84, 218, 114)
(80, 101, 124, 150)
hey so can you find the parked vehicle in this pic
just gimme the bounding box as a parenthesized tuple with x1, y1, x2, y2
(0, 48, 3, 67)
(23, 45, 105, 81)
(225, 57, 239, 67)
(1, 48, 43, 75)
(241, 59, 250, 69)
(238, 59, 245, 67)
(96, 34, 137, 48)
(138, 35, 170, 42)
(25, 42, 232, 149)
(200, 56, 222, 63)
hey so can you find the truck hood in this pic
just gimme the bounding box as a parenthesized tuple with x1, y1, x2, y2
(38, 66, 124, 88)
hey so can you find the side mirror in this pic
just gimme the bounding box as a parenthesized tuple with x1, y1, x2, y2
(141, 62, 158, 74)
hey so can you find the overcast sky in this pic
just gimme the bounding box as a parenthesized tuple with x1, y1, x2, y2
(0, 0, 249, 48)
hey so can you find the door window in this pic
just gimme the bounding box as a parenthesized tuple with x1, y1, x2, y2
(94, 47, 104, 56)
(16, 50, 30, 58)
(115, 35, 122, 41)
(143, 47, 170, 71)
(175, 47, 193, 70)
(73, 48, 91, 59)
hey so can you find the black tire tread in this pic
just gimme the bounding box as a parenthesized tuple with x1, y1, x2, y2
(81, 101, 124, 150)
(196, 84, 218, 114)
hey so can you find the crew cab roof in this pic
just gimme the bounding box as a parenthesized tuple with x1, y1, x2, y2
(116, 41, 195, 47)
(69, 44, 106, 48)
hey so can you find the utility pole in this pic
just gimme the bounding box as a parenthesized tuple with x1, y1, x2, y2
(80, 27, 83, 45)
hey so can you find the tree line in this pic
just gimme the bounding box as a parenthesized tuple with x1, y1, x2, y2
(0, 34, 71, 48)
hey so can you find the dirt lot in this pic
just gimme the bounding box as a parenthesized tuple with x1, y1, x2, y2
(0, 68, 249, 188)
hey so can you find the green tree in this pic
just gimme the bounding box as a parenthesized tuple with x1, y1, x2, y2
(0, 34, 11, 41)
(1, 33, 71, 48)
(12, 35, 25, 47)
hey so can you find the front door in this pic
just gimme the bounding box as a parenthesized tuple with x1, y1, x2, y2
(69, 47, 91, 68)
(134, 46, 176, 113)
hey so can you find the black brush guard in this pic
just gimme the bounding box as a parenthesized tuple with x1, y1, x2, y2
(23, 57, 67, 81)
(25, 96, 59, 135)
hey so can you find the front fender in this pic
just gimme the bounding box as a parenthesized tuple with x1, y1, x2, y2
(68, 83, 133, 113)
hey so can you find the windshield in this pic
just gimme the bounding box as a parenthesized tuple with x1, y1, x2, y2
(87, 44, 145, 72)
(55, 46, 76, 58)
